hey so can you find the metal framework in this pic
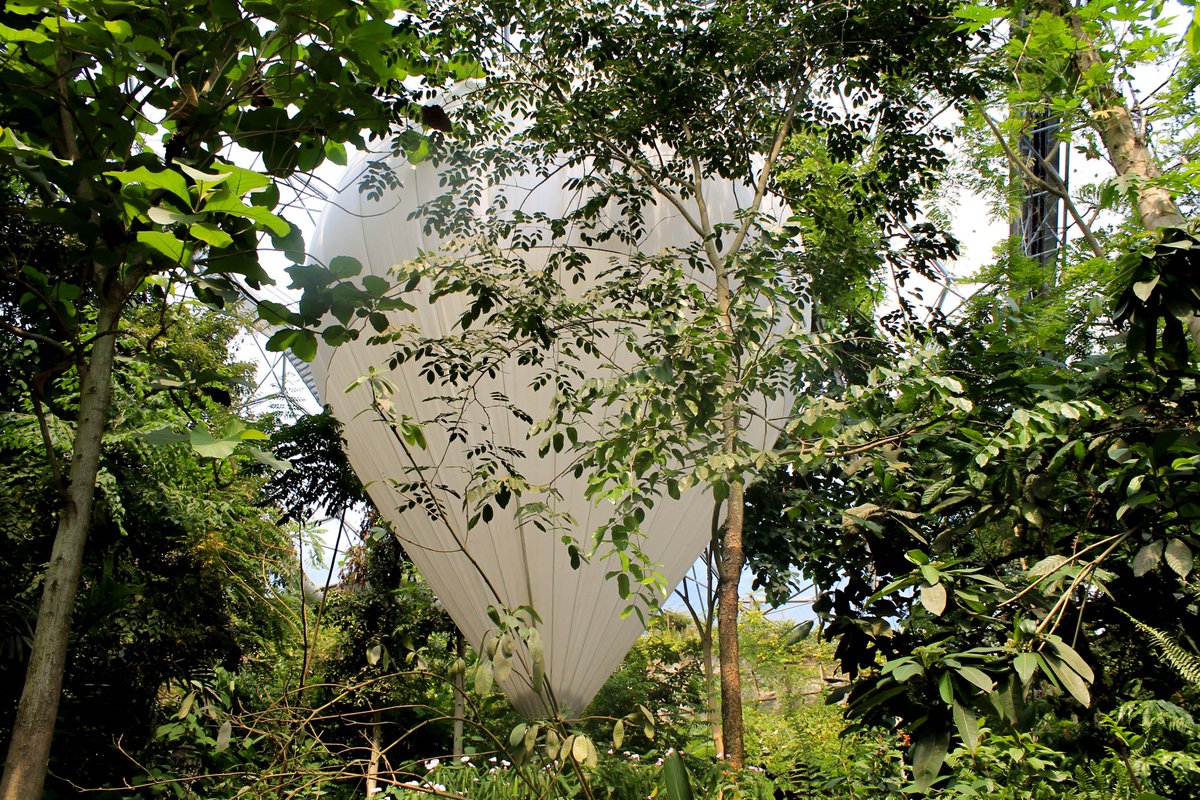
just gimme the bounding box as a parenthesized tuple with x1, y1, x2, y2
(1012, 115, 1068, 273)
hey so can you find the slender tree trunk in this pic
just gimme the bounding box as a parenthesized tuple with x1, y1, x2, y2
(699, 627, 721, 756)
(366, 711, 383, 797)
(453, 632, 466, 757)
(716, 481, 746, 768)
(1, 278, 123, 800)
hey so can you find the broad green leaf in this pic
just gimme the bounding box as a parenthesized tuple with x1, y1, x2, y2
(107, 166, 191, 205)
(613, 719, 625, 749)
(663, 751, 695, 800)
(148, 206, 201, 225)
(1133, 541, 1164, 576)
(896, 662, 924, 682)
(528, 627, 545, 692)
(1132, 276, 1160, 301)
(956, 665, 995, 694)
(0, 21, 49, 43)
(474, 657, 493, 695)
(177, 691, 196, 719)
(938, 672, 954, 704)
(910, 726, 950, 793)
(952, 700, 980, 752)
(144, 428, 188, 446)
(363, 274, 391, 297)
(329, 255, 362, 278)
(1165, 538, 1193, 578)
(214, 720, 232, 752)
(1013, 652, 1038, 684)
(188, 427, 239, 459)
(268, 329, 317, 363)
(137, 231, 189, 263)
(203, 194, 290, 236)
(1042, 653, 1091, 706)
(571, 733, 590, 764)
(921, 581, 947, 616)
(509, 722, 527, 748)
(1029, 554, 1069, 577)
(248, 447, 291, 472)
(1047, 637, 1094, 682)
(190, 223, 235, 249)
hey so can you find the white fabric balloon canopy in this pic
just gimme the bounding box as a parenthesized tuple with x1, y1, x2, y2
(309, 149, 791, 718)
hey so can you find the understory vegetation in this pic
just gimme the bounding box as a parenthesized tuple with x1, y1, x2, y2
(4, 0, 1200, 797)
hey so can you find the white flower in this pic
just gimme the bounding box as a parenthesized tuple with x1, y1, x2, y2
(460, 755, 471, 763)
(488, 756, 498, 763)
(433, 783, 446, 792)
(424, 758, 440, 770)
(501, 759, 511, 768)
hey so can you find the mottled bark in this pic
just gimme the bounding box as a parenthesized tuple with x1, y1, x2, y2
(1054, 1, 1185, 231)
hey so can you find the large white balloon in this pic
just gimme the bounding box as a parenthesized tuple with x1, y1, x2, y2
(310, 150, 789, 718)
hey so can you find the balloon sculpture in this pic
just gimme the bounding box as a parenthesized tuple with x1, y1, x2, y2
(310, 147, 790, 718)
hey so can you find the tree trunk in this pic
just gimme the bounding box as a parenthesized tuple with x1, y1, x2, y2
(1051, 1, 1185, 231)
(699, 627, 721, 756)
(0, 279, 123, 800)
(1044, 0, 1199, 344)
(366, 711, 383, 797)
(716, 481, 746, 768)
(453, 632, 466, 757)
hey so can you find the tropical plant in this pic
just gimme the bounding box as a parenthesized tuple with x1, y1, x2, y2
(0, 2, 469, 793)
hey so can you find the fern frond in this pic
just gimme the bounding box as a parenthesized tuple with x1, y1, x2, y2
(1119, 609, 1200, 686)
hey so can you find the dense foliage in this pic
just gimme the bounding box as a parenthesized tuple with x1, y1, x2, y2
(3, 0, 1200, 797)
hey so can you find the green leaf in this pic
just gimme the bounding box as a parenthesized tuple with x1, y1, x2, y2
(910, 726, 950, 793)
(952, 701, 980, 752)
(143, 428, 188, 447)
(920, 582, 947, 616)
(106, 166, 191, 205)
(956, 665, 995, 694)
(214, 720, 232, 752)
(1042, 653, 1091, 706)
(203, 194, 290, 236)
(1133, 541, 1164, 576)
(363, 274, 391, 297)
(248, 447, 291, 472)
(1029, 554, 1069, 577)
(663, 751, 695, 800)
(613, 719, 625, 749)
(938, 672, 954, 704)
(188, 427, 239, 459)
(189, 222, 235, 249)
(137, 231, 189, 263)
(1013, 653, 1038, 684)
(0, 21, 49, 43)
(266, 329, 318, 363)
(328, 255, 362, 278)
(177, 691, 196, 719)
(1047, 637, 1094, 682)
(148, 206, 201, 225)
(528, 627, 545, 693)
(1165, 538, 1193, 578)
(474, 657, 493, 695)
